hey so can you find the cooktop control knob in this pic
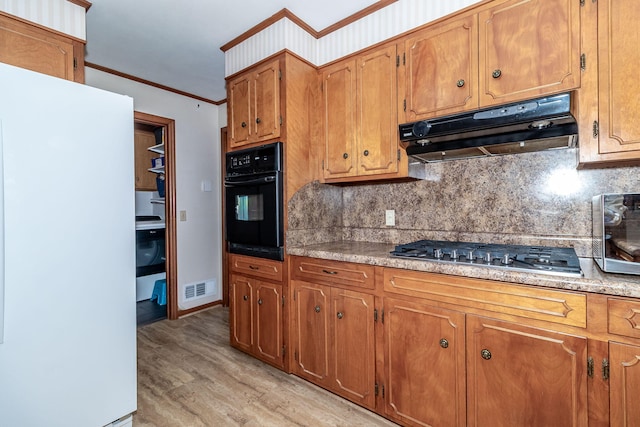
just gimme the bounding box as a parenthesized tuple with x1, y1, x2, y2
(450, 249, 459, 260)
(466, 250, 475, 262)
(484, 252, 493, 263)
(501, 254, 513, 265)
(434, 248, 443, 259)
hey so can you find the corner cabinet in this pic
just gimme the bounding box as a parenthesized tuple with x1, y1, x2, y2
(227, 59, 281, 149)
(229, 254, 285, 370)
(321, 44, 408, 183)
(577, 0, 640, 167)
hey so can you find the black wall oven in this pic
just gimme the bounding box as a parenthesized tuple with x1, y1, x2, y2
(225, 142, 284, 261)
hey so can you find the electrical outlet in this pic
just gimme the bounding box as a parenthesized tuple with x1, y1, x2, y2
(385, 209, 395, 226)
(180, 210, 187, 221)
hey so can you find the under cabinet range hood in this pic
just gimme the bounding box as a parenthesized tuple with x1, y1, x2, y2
(400, 93, 578, 163)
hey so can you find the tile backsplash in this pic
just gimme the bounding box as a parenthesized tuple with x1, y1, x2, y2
(287, 148, 640, 257)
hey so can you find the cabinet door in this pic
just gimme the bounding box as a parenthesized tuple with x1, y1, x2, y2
(253, 60, 281, 142)
(322, 60, 357, 179)
(357, 45, 399, 177)
(134, 129, 158, 191)
(255, 281, 283, 368)
(609, 341, 640, 427)
(478, 0, 580, 106)
(229, 274, 254, 352)
(398, 14, 478, 123)
(0, 14, 76, 82)
(330, 288, 375, 409)
(384, 298, 466, 427)
(228, 75, 252, 148)
(596, 0, 640, 155)
(292, 281, 331, 386)
(466, 316, 588, 427)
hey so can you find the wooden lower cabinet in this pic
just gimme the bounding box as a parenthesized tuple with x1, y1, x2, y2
(466, 315, 588, 427)
(230, 273, 284, 369)
(609, 342, 640, 426)
(291, 280, 376, 409)
(383, 297, 466, 427)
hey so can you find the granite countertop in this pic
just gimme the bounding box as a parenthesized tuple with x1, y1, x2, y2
(287, 241, 640, 299)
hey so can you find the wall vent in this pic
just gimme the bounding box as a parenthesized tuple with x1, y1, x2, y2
(178, 279, 218, 310)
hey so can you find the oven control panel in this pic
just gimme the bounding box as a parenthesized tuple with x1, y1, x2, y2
(226, 142, 282, 176)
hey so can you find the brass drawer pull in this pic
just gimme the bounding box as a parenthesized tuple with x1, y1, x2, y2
(322, 269, 338, 275)
(481, 349, 492, 360)
(249, 265, 259, 270)
(440, 338, 449, 349)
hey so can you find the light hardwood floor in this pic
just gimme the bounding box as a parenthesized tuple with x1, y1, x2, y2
(134, 305, 398, 426)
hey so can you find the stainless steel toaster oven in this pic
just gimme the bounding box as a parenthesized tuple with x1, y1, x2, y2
(593, 193, 640, 275)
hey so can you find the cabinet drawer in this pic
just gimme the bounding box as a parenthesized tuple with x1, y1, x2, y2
(608, 298, 640, 339)
(383, 268, 587, 328)
(230, 254, 283, 282)
(291, 257, 375, 290)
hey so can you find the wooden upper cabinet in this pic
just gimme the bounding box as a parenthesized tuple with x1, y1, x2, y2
(593, 0, 640, 156)
(576, 0, 640, 166)
(227, 59, 281, 149)
(398, 14, 479, 123)
(478, 0, 580, 106)
(466, 315, 588, 427)
(357, 45, 399, 177)
(228, 75, 252, 146)
(0, 13, 84, 83)
(321, 44, 405, 182)
(322, 59, 357, 178)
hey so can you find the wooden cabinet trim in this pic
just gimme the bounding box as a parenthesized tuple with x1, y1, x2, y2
(383, 268, 587, 328)
(230, 254, 283, 282)
(608, 298, 640, 339)
(291, 257, 375, 290)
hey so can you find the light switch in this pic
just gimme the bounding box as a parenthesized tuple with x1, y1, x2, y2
(180, 210, 187, 221)
(201, 179, 212, 192)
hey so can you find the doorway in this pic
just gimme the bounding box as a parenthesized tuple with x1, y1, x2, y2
(134, 111, 178, 321)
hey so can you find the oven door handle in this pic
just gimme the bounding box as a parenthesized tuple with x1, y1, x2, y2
(224, 176, 276, 187)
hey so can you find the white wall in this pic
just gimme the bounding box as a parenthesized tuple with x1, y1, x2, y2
(86, 67, 224, 306)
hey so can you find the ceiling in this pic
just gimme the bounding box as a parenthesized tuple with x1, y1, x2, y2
(84, 0, 381, 104)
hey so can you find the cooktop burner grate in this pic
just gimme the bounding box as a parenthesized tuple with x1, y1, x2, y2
(390, 239, 582, 277)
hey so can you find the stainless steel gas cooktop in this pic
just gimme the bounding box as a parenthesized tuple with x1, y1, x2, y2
(390, 239, 583, 277)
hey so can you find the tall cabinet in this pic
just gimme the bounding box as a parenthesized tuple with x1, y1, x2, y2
(225, 52, 319, 372)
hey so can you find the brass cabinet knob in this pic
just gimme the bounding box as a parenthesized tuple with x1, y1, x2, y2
(456, 79, 465, 87)
(241, 121, 247, 128)
(343, 153, 349, 159)
(363, 150, 369, 156)
(243, 295, 248, 301)
(337, 312, 344, 319)
(256, 117, 261, 124)
(314, 305, 321, 313)
(257, 298, 263, 305)
(440, 338, 449, 349)
(481, 349, 492, 360)
(492, 69, 502, 79)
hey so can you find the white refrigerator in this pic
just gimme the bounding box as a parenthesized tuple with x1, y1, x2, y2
(0, 63, 137, 426)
